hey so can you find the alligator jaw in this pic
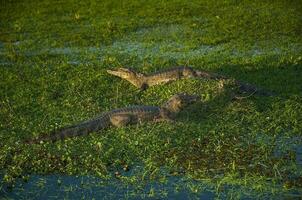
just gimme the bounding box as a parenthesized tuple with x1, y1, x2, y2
(107, 68, 147, 88)
(106, 68, 134, 79)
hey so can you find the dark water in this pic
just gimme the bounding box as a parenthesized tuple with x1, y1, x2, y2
(1, 175, 216, 200)
(1, 172, 301, 199)
(1, 140, 302, 200)
(1, 137, 301, 199)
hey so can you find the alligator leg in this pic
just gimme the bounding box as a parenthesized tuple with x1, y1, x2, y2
(110, 114, 133, 128)
(140, 83, 149, 91)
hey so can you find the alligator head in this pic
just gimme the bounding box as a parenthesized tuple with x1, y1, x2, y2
(162, 93, 199, 114)
(106, 68, 146, 88)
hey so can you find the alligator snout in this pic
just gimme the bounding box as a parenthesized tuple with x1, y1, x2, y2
(106, 68, 136, 78)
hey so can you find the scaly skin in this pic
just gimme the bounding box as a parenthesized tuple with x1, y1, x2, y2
(107, 66, 275, 96)
(107, 66, 205, 89)
(26, 93, 198, 144)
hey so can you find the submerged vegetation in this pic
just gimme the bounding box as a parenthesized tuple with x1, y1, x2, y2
(0, 0, 302, 198)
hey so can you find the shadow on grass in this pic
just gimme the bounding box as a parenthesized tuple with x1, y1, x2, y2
(214, 62, 302, 97)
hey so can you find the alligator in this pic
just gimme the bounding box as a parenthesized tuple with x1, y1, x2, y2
(107, 66, 274, 96)
(26, 93, 198, 144)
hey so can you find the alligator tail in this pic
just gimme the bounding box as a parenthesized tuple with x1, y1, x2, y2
(195, 70, 227, 80)
(25, 116, 108, 144)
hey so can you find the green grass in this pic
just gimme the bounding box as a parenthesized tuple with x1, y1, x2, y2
(0, 0, 302, 198)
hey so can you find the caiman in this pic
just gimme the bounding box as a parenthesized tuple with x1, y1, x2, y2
(107, 66, 274, 96)
(26, 93, 198, 144)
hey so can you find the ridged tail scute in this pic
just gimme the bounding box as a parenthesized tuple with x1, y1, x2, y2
(195, 70, 227, 80)
(236, 81, 276, 96)
(26, 116, 109, 144)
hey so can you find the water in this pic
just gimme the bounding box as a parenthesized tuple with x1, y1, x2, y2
(1, 175, 216, 200)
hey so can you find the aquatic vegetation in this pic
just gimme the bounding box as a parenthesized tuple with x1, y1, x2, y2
(0, 0, 301, 198)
